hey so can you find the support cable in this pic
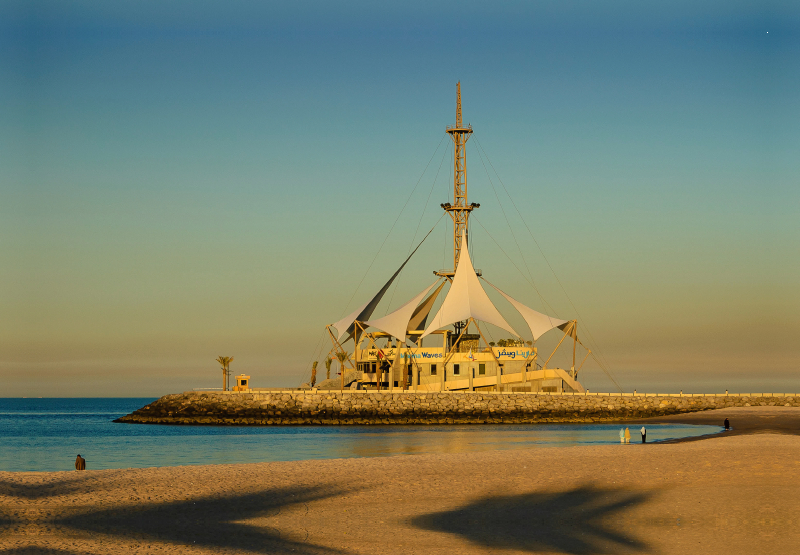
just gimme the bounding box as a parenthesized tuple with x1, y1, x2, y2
(301, 329, 327, 385)
(473, 215, 621, 392)
(474, 139, 622, 392)
(336, 133, 448, 319)
(474, 144, 551, 315)
(385, 145, 450, 313)
(472, 216, 558, 315)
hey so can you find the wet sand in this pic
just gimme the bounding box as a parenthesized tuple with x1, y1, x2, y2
(637, 406, 800, 441)
(1, 407, 797, 555)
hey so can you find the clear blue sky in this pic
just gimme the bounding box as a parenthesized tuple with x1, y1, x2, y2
(1, 1, 798, 396)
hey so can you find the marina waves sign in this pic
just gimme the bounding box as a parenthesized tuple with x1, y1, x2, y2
(364, 348, 532, 361)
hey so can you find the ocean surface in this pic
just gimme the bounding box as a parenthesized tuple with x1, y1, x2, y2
(0, 398, 723, 472)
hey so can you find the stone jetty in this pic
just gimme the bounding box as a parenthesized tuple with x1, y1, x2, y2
(115, 391, 800, 425)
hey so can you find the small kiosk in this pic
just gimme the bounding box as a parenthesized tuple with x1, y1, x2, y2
(233, 375, 251, 392)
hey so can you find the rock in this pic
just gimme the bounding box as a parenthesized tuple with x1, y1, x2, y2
(114, 391, 799, 426)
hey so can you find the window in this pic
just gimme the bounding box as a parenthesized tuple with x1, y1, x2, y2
(430, 364, 437, 376)
(479, 364, 485, 375)
(454, 364, 460, 375)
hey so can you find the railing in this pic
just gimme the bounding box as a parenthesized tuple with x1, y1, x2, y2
(435, 268, 482, 275)
(202, 389, 800, 397)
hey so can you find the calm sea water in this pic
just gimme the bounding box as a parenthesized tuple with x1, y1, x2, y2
(0, 398, 722, 472)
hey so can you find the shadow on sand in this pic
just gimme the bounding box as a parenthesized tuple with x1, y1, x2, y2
(0, 549, 86, 555)
(412, 484, 652, 555)
(0, 478, 350, 555)
(58, 485, 349, 554)
(0, 476, 107, 500)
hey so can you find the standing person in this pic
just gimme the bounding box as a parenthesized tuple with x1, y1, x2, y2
(624, 427, 631, 444)
(619, 428, 625, 443)
(724, 418, 730, 431)
(641, 426, 647, 443)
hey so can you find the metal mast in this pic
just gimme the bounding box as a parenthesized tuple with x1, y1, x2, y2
(437, 82, 479, 279)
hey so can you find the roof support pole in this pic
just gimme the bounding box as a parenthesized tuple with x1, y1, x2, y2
(354, 322, 361, 384)
(576, 349, 592, 376)
(471, 320, 504, 392)
(439, 325, 471, 392)
(571, 321, 578, 379)
(543, 320, 575, 371)
(521, 345, 538, 386)
(388, 342, 403, 392)
(404, 344, 424, 392)
(326, 325, 354, 371)
(441, 333, 447, 392)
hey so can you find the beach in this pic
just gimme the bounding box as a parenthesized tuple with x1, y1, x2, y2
(1, 407, 797, 554)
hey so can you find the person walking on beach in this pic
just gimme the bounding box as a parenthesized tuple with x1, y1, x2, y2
(724, 418, 730, 430)
(641, 426, 647, 443)
(619, 428, 625, 443)
(624, 427, 631, 444)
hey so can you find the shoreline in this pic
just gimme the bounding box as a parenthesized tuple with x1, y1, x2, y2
(633, 405, 800, 444)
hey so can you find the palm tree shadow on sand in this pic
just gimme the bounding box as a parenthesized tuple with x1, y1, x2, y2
(411, 485, 652, 555)
(0, 476, 108, 500)
(55, 485, 349, 554)
(0, 549, 85, 555)
(0, 480, 351, 555)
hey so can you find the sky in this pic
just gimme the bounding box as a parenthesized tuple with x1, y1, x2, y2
(1, 1, 798, 396)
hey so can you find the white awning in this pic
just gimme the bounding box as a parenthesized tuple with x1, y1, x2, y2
(483, 279, 569, 341)
(331, 227, 434, 341)
(364, 280, 441, 343)
(421, 232, 520, 339)
(406, 280, 447, 335)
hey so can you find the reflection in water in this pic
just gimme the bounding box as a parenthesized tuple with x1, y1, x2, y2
(0, 399, 721, 471)
(343, 424, 719, 459)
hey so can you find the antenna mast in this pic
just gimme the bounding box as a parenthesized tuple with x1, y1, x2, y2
(437, 82, 479, 278)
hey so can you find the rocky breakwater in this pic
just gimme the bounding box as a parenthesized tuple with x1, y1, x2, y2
(115, 391, 800, 425)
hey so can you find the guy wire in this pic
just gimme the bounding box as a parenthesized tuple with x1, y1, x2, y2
(475, 138, 622, 391)
(336, 133, 448, 320)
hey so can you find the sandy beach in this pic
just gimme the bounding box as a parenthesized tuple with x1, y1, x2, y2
(2, 407, 797, 555)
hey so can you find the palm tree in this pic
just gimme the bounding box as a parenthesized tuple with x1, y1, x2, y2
(216, 356, 234, 391)
(335, 351, 349, 392)
(310, 361, 318, 387)
(325, 356, 333, 380)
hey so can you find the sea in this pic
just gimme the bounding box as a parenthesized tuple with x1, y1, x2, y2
(0, 398, 723, 472)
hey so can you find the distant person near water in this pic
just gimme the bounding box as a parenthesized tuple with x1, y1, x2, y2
(619, 428, 625, 443)
(641, 426, 647, 443)
(624, 427, 631, 444)
(75, 454, 85, 471)
(724, 418, 730, 430)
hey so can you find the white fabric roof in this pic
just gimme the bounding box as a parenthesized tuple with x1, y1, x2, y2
(406, 280, 446, 335)
(483, 279, 569, 341)
(332, 299, 372, 342)
(364, 280, 440, 342)
(331, 228, 433, 341)
(421, 232, 520, 339)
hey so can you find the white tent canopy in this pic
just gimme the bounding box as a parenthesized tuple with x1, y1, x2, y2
(331, 227, 434, 341)
(406, 280, 446, 339)
(364, 280, 441, 343)
(483, 279, 570, 341)
(421, 232, 520, 339)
